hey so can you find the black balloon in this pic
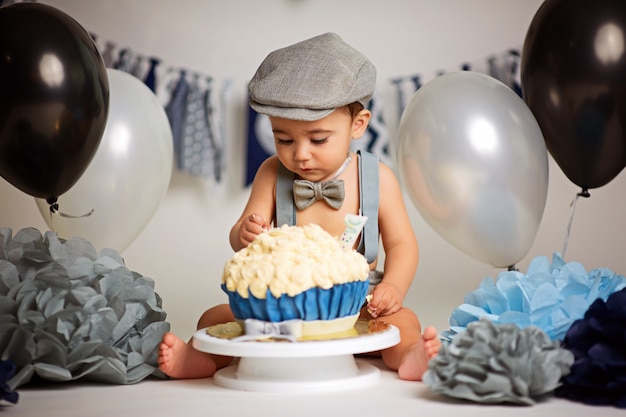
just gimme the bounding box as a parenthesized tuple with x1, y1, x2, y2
(521, 0, 626, 191)
(0, 3, 109, 203)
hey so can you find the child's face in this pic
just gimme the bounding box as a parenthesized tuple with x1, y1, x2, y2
(270, 109, 369, 182)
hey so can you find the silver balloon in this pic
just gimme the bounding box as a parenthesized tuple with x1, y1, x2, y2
(35, 69, 173, 252)
(397, 71, 548, 268)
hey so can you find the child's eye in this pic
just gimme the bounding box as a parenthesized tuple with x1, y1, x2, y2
(311, 138, 328, 145)
(276, 138, 293, 145)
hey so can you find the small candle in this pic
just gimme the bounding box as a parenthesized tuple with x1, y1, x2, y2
(340, 214, 368, 250)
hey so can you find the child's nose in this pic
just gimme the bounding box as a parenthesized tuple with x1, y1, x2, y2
(293, 143, 311, 161)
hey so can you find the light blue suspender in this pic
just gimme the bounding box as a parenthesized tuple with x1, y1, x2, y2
(275, 150, 379, 263)
(356, 151, 379, 263)
(276, 161, 296, 227)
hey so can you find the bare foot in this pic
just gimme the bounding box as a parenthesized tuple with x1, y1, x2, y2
(423, 326, 441, 359)
(158, 332, 217, 379)
(397, 326, 440, 381)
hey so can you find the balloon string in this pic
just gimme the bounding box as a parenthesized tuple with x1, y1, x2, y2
(562, 188, 590, 259)
(49, 203, 95, 219)
(47, 209, 56, 233)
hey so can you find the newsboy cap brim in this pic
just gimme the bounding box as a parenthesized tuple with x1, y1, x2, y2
(248, 32, 376, 121)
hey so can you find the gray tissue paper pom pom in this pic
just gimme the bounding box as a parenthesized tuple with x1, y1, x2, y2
(424, 318, 574, 405)
(0, 227, 170, 389)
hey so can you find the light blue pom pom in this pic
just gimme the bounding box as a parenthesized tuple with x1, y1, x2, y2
(445, 253, 626, 341)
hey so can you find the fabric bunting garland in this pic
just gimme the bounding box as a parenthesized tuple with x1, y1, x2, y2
(89, 35, 231, 184)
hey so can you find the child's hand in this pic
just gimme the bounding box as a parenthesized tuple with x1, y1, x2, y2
(238, 214, 270, 248)
(366, 282, 402, 318)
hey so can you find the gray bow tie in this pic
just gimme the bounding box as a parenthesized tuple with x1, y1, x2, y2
(293, 179, 345, 210)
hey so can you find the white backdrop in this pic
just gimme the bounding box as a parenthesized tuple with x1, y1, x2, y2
(2, 0, 625, 340)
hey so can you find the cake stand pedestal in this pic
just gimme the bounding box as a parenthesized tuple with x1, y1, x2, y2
(192, 320, 400, 392)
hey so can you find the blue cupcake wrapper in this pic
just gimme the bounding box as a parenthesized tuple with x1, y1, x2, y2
(222, 280, 369, 322)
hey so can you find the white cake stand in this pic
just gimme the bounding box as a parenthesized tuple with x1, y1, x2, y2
(192, 320, 400, 392)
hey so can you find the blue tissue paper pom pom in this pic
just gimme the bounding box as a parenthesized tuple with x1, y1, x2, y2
(445, 253, 626, 341)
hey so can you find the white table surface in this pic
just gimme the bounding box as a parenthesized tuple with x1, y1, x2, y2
(3, 358, 622, 417)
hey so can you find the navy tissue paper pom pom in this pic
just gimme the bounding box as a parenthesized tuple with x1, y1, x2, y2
(0, 359, 18, 404)
(556, 287, 626, 408)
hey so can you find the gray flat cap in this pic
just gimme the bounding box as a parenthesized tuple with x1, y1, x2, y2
(248, 32, 376, 121)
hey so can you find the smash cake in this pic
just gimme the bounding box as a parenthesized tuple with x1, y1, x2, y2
(221, 223, 371, 339)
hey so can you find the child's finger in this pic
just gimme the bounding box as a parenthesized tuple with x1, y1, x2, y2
(250, 214, 270, 230)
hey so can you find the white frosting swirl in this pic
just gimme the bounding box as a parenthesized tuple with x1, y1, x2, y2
(222, 224, 370, 299)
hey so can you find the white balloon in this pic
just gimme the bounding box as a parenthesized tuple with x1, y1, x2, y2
(397, 72, 548, 268)
(36, 69, 173, 252)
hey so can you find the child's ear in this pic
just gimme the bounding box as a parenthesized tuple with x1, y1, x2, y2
(351, 109, 371, 139)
